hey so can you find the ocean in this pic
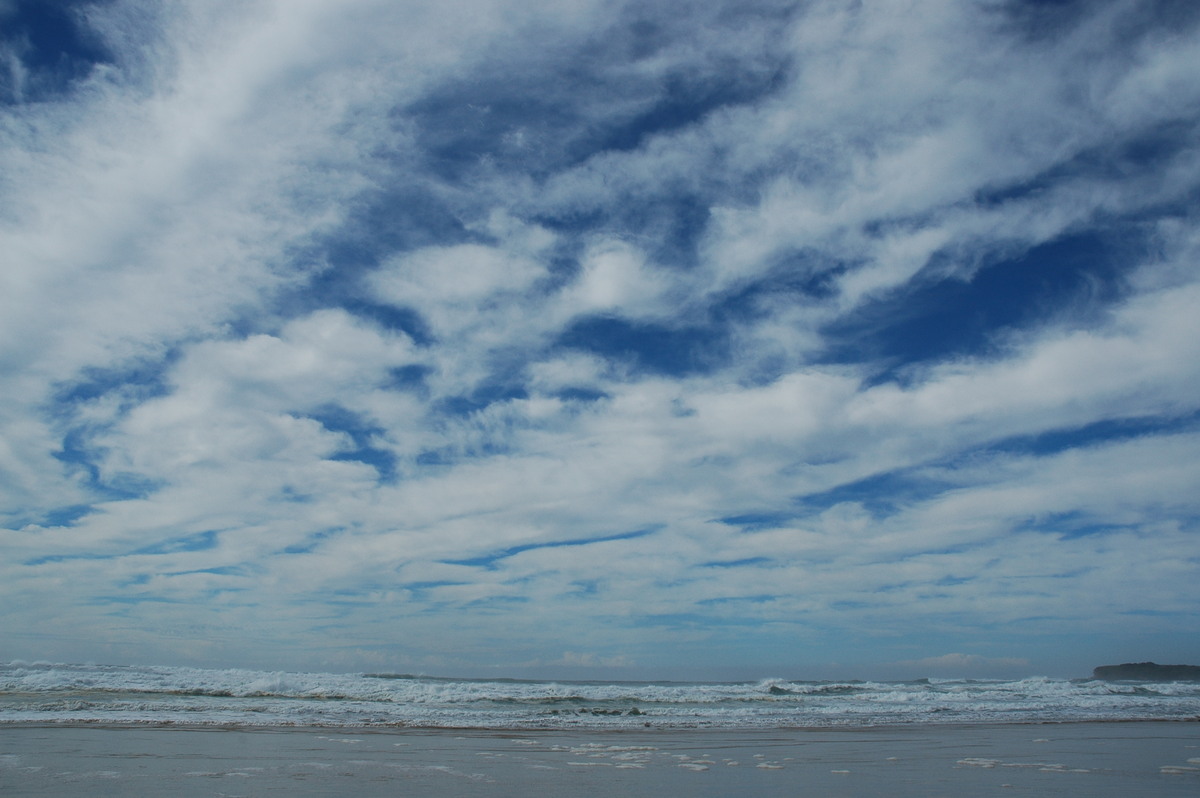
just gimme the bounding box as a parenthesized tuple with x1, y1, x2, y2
(4, 661, 1200, 730)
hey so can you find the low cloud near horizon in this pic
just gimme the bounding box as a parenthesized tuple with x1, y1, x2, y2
(2, 0, 1199, 679)
(889, 653, 1033, 680)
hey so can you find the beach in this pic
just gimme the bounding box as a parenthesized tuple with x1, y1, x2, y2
(3, 721, 1198, 797)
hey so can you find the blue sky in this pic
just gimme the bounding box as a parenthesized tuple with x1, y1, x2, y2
(2, 0, 1199, 680)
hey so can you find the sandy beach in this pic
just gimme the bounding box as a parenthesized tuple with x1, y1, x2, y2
(2, 721, 1198, 797)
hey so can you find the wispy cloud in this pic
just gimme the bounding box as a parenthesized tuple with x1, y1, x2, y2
(2, 0, 1198, 677)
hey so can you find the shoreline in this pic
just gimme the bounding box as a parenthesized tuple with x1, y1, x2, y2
(3, 720, 1200, 796)
(3, 714, 1199, 732)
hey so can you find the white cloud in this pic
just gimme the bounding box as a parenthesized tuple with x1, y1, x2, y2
(563, 239, 678, 320)
(1, 0, 1198, 676)
(372, 244, 547, 329)
(555, 650, 634, 669)
(847, 281, 1200, 442)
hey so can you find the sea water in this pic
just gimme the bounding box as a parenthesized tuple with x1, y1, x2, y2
(2, 661, 1198, 729)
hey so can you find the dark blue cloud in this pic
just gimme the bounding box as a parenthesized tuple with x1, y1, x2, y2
(0, 0, 115, 103)
(43, 357, 175, 506)
(382, 364, 434, 394)
(25, 550, 114, 566)
(720, 413, 1200, 537)
(342, 300, 434, 345)
(996, 0, 1104, 40)
(280, 527, 344, 555)
(51, 426, 159, 500)
(432, 381, 529, 418)
(91, 594, 180, 605)
(400, 580, 467, 593)
(552, 386, 610, 403)
(465, 594, 531, 610)
(132, 529, 220, 555)
(715, 512, 794, 531)
(796, 414, 1199, 518)
(371, 4, 792, 281)
(631, 612, 764, 628)
(317, 186, 475, 270)
(7, 503, 96, 531)
(36, 503, 95, 528)
(560, 52, 786, 167)
(304, 405, 398, 482)
(1013, 511, 1130, 540)
(982, 412, 1200, 458)
(998, 0, 1200, 42)
(403, 10, 788, 186)
(51, 355, 174, 410)
(696, 594, 778, 605)
(978, 120, 1200, 212)
(26, 530, 217, 564)
(822, 228, 1137, 381)
(536, 195, 715, 271)
(796, 470, 949, 516)
(700, 557, 773, 568)
(166, 564, 258, 578)
(556, 315, 730, 377)
(443, 528, 658, 570)
(725, 471, 985, 532)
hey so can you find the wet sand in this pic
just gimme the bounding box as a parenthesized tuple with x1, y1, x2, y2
(2, 721, 1199, 796)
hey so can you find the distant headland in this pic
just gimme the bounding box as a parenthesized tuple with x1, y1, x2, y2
(1092, 662, 1200, 681)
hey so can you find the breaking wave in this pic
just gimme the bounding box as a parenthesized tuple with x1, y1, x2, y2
(3, 662, 1199, 730)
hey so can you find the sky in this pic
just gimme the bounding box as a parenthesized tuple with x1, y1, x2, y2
(1, 0, 1199, 682)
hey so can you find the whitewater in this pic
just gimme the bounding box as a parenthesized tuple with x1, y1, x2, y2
(3, 662, 1199, 730)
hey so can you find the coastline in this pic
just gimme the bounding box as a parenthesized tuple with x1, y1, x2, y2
(3, 720, 1199, 797)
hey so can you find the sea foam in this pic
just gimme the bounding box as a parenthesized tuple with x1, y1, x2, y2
(3, 661, 1199, 730)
